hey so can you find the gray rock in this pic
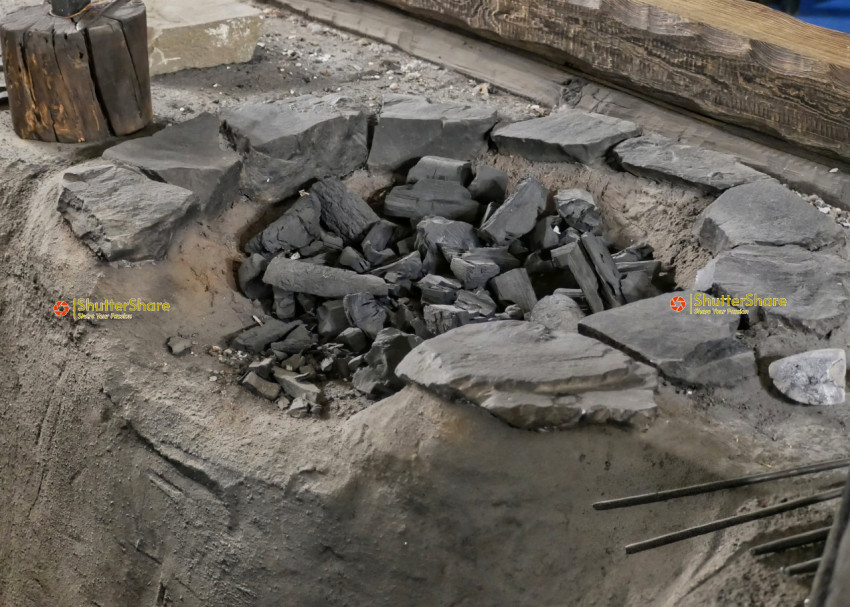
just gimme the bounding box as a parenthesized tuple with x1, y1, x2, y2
(529, 294, 584, 333)
(449, 256, 500, 289)
(695, 244, 850, 336)
(272, 367, 323, 402)
(338, 247, 371, 273)
(580, 234, 624, 307)
(246, 195, 322, 256)
(233, 319, 301, 354)
(424, 304, 472, 335)
(57, 164, 197, 262)
(241, 371, 282, 401)
(490, 268, 538, 313)
(263, 257, 389, 298)
(103, 113, 241, 216)
(467, 165, 508, 204)
(317, 300, 350, 338)
(166, 336, 192, 356)
(492, 110, 641, 164)
(694, 181, 844, 254)
(272, 288, 297, 320)
(479, 177, 548, 245)
(418, 274, 462, 305)
(454, 289, 498, 318)
(367, 95, 498, 170)
(396, 321, 658, 430)
(768, 349, 846, 406)
(554, 189, 602, 234)
(551, 242, 605, 313)
(238, 254, 272, 300)
(406, 156, 472, 185)
(613, 135, 772, 194)
(222, 95, 369, 203)
(415, 217, 480, 273)
(337, 327, 369, 353)
(343, 293, 388, 339)
(353, 328, 422, 395)
(371, 252, 424, 281)
(384, 179, 479, 222)
(286, 397, 312, 418)
(247, 356, 276, 380)
(270, 325, 317, 355)
(308, 178, 380, 244)
(578, 291, 756, 386)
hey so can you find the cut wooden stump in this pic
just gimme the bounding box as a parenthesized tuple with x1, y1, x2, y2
(0, 0, 152, 143)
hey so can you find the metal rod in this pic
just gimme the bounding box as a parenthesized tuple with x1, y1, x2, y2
(750, 526, 832, 555)
(785, 558, 823, 576)
(595, 458, 850, 511)
(625, 488, 843, 555)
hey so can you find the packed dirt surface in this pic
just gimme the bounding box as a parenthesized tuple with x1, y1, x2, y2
(1, 3, 849, 606)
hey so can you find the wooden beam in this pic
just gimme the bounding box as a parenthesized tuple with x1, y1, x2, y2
(369, 0, 850, 162)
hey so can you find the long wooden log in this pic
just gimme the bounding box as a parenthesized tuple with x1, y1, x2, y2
(370, 0, 850, 162)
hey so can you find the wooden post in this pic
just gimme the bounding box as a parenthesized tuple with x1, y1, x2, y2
(0, 0, 153, 143)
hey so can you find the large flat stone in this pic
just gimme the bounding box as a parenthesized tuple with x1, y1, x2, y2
(147, 0, 263, 76)
(396, 321, 657, 429)
(223, 95, 368, 203)
(492, 110, 641, 164)
(694, 181, 845, 254)
(578, 291, 756, 386)
(694, 245, 850, 336)
(104, 113, 241, 217)
(57, 164, 197, 261)
(367, 95, 498, 171)
(612, 135, 772, 194)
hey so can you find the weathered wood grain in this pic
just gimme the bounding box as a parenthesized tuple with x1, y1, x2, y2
(371, 0, 850, 162)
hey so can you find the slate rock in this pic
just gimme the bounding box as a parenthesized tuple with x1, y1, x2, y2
(343, 293, 388, 339)
(479, 177, 548, 245)
(529, 294, 584, 333)
(415, 217, 480, 274)
(490, 268, 538, 313)
(578, 291, 756, 386)
(309, 178, 380, 244)
(368, 95, 498, 171)
(612, 135, 773, 194)
(424, 304, 472, 335)
(263, 257, 389, 298)
(384, 179, 479, 222)
(317, 300, 350, 338)
(167, 336, 192, 356)
(270, 325, 317, 354)
(450, 256, 500, 289)
(353, 328, 423, 396)
(238, 254, 272, 300)
(492, 110, 641, 164)
(246, 195, 322, 256)
(233, 318, 301, 354)
(337, 327, 369, 353)
(694, 244, 850, 336)
(396, 321, 658, 430)
(454, 289, 498, 318)
(467, 165, 508, 204)
(241, 371, 282, 401)
(418, 274, 462, 305)
(406, 156, 472, 185)
(222, 94, 368, 203)
(694, 181, 845, 254)
(555, 189, 602, 234)
(57, 164, 197, 262)
(104, 113, 241, 216)
(769, 349, 846, 406)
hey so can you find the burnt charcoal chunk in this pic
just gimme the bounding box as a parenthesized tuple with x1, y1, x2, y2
(384, 179, 479, 222)
(620, 270, 662, 303)
(524, 251, 555, 275)
(479, 176, 548, 245)
(238, 254, 271, 300)
(317, 300, 350, 338)
(339, 246, 371, 273)
(272, 288, 297, 320)
(337, 327, 369, 353)
(555, 242, 605, 313)
(555, 189, 602, 234)
(530, 216, 561, 251)
(490, 268, 538, 313)
(263, 257, 389, 298)
(371, 252, 424, 281)
(424, 304, 472, 335)
(418, 274, 462, 305)
(343, 293, 388, 339)
(271, 324, 317, 355)
(581, 233, 624, 307)
(246, 195, 322, 256)
(233, 318, 302, 354)
(406, 156, 473, 185)
(248, 356, 276, 380)
(352, 328, 423, 395)
(461, 247, 521, 272)
(612, 242, 654, 263)
(241, 372, 282, 401)
(296, 293, 317, 313)
(449, 256, 500, 289)
(415, 217, 480, 274)
(362, 219, 402, 252)
(455, 289, 497, 317)
(309, 178, 380, 244)
(393, 303, 431, 339)
(468, 165, 508, 204)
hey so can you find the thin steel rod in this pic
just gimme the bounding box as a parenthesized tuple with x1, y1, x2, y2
(625, 488, 843, 555)
(751, 526, 832, 555)
(785, 558, 823, 576)
(595, 458, 850, 511)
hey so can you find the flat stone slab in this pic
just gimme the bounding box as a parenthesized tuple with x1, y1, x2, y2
(367, 95, 498, 171)
(492, 109, 641, 164)
(612, 135, 772, 194)
(223, 95, 368, 203)
(694, 181, 845, 254)
(695, 244, 850, 336)
(104, 113, 241, 216)
(578, 291, 756, 386)
(58, 164, 197, 261)
(769, 349, 846, 406)
(396, 321, 658, 430)
(147, 0, 263, 76)
(263, 257, 389, 298)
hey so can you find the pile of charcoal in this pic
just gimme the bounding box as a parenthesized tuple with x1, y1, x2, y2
(232, 156, 672, 410)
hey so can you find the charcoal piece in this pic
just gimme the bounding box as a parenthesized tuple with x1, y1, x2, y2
(270, 325, 317, 355)
(247, 356, 276, 380)
(490, 268, 538, 313)
(343, 293, 388, 339)
(393, 303, 430, 339)
(167, 336, 192, 356)
(339, 246, 371, 273)
(479, 176, 548, 245)
(418, 274, 462, 305)
(371, 252, 424, 281)
(424, 304, 472, 335)
(384, 179, 479, 222)
(273, 288, 297, 320)
(559, 227, 582, 246)
(337, 327, 369, 353)
(309, 178, 380, 244)
(524, 251, 555, 275)
(455, 289, 497, 317)
(246, 195, 322, 256)
(620, 270, 661, 303)
(415, 217, 480, 274)
(263, 257, 389, 298)
(396, 236, 416, 255)
(556, 242, 605, 313)
(362, 219, 401, 252)
(352, 328, 423, 396)
(612, 242, 655, 263)
(406, 156, 472, 185)
(364, 246, 396, 266)
(450, 256, 500, 289)
(320, 230, 345, 251)
(233, 318, 301, 354)
(273, 367, 323, 402)
(241, 372, 282, 401)
(317, 300, 350, 338)
(296, 293, 317, 314)
(237, 254, 271, 300)
(300, 252, 337, 267)
(530, 216, 561, 251)
(581, 233, 624, 307)
(508, 240, 529, 258)
(616, 260, 661, 276)
(503, 305, 525, 320)
(468, 165, 508, 204)
(461, 247, 521, 271)
(555, 189, 602, 234)
(298, 240, 325, 258)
